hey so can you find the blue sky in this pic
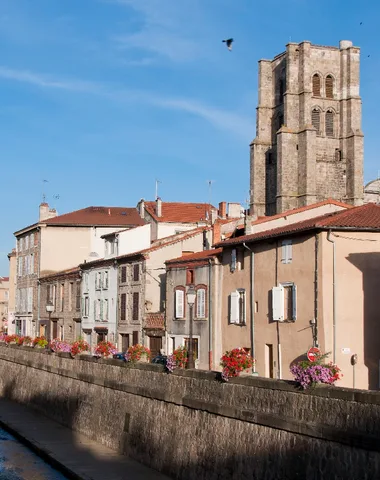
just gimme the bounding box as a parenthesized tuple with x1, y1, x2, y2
(0, 0, 379, 274)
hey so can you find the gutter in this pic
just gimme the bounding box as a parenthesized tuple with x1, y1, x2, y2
(327, 230, 337, 364)
(242, 243, 256, 373)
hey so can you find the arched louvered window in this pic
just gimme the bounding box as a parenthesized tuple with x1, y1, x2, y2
(311, 109, 321, 134)
(326, 75, 334, 98)
(325, 110, 334, 137)
(312, 74, 321, 96)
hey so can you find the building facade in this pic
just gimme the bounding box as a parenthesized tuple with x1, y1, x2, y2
(39, 268, 81, 342)
(250, 40, 364, 217)
(0, 276, 9, 333)
(6, 249, 16, 335)
(217, 203, 380, 390)
(14, 203, 145, 337)
(165, 249, 223, 370)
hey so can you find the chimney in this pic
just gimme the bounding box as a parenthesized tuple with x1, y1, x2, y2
(212, 222, 221, 245)
(39, 202, 57, 222)
(211, 208, 218, 225)
(138, 199, 145, 219)
(218, 201, 227, 219)
(108, 208, 111, 216)
(156, 197, 162, 217)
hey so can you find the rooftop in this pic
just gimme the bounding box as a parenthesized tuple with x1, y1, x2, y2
(144, 201, 214, 223)
(217, 203, 380, 247)
(166, 248, 222, 265)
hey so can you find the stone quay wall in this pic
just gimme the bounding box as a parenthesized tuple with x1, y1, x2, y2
(0, 344, 379, 479)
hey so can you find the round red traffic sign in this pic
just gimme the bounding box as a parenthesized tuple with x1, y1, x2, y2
(307, 347, 321, 362)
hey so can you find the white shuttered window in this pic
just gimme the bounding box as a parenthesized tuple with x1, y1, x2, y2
(175, 289, 184, 319)
(196, 288, 206, 318)
(281, 240, 292, 264)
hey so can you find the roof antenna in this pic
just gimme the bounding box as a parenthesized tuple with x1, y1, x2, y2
(53, 194, 60, 211)
(207, 180, 215, 223)
(155, 179, 162, 200)
(42, 179, 48, 203)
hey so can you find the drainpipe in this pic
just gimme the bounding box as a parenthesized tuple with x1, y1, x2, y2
(243, 243, 256, 373)
(208, 258, 213, 370)
(327, 230, 336, 364)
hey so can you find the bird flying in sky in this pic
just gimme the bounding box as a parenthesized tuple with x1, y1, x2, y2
(222, 38, 234, 51)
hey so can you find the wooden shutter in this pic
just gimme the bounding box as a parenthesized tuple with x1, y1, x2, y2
(281, 240, 292, 264)
(325, 111, 334, 137)
(229, 291, 239, 324)
(100, 299, 103, 321)
(120, 293, 126, 321)
(104, 299, 108, 320)
(196, 289, 206, 318)
(311, 109, 320, 134)
(121, 266, 127, 283)
(175, 289, 184, 319)
(325, 75, 333, 98)
(133, 264, 139, 281)
(132, 292, 139, 321)
(272, 286, 284, 321)
(312, 74, 320, 96)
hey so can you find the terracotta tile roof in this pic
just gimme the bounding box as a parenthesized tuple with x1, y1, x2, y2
(145, 313, 165, 329)
(0, 277, 9, 282)
(39, 267, 80, 281)
(166, 248, 222, 265)
(40, 206, 145, 227)
(217, 203, 380, 247)
(145, 201, 214, 223)
(235, 198, 352, 231)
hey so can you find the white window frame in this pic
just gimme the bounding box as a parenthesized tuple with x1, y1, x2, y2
(175, 289, 185, 319)
(103, 299, 108, 321)
(281, 239, 292, 264)
(272, 282, 297, 322)
(229, 289, 246, 325)
(196, 288, 206, 319)
(103, 271, 109, 289)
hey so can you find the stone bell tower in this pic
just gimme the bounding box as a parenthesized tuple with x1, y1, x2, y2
(249, 40, 364, 216)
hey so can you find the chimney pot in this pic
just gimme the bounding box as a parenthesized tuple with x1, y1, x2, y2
(138, 199, 145, 219)
(156, 197, 162, 218)
(218, 202, 227, 219)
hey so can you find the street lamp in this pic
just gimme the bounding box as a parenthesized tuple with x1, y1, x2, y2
(186, 285, 196, 369)
(46, 301, 54, 339)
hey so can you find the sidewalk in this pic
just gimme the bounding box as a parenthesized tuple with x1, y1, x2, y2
(0, 398, 171, 480)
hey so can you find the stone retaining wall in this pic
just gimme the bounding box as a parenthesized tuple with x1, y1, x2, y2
(0, 344, 379, 479)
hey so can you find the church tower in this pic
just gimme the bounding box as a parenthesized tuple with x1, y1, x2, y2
(249, 40, 364, 217)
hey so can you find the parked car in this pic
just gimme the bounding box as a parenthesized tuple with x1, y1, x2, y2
(151, 353, 167, 365)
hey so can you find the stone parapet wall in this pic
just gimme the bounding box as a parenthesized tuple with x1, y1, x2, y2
(0, 344, 379, 479)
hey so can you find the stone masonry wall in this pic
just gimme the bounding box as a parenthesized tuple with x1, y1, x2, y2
(0, 344, 379, 479)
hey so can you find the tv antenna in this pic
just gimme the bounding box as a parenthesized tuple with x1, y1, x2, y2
(42, 179, 48, 203)
(155, 179, 162, 200)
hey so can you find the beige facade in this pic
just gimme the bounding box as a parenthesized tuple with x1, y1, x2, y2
(0, 276, 9, 332)
(250, 40, 364, 217)
(39, 268, 81, 342)
(219, 219, 380, 390)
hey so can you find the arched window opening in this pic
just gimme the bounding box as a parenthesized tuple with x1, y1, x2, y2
(312, 74, 321, 96)
(325, 110, 334, 137)
(326, 75, 334, 98)
(311, 109, 321, 134)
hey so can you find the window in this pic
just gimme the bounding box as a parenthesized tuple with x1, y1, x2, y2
(96, 272, 102, 290)
(60, 283, 64, 312)
(230, 249, 237, 272)
(272, 283, 297, 321)
(25, 236, 29, 250)
(120, 293, 127, 321)
(133, 264, 140, 282)
(325, 75, 334, 98)
(121, 266, 127, 283)
(132, 330, 139, 346)
(186, 269, 194, 285)
(27, 287, 33, 313)
(30, 233, 34, 248)
(132, 292, 139, 321)
(281, 240, 292, 264)
(95, 299, 101, 321)
(103, 299, 109, 321)
(83, 296, 89, 317)
(69, 283, 73, 312)
(311, 109, 321, 135)
(335, 149, 342, 162)
(29, 254, 34, 274)
(47, 284, 56, 310)
(75, 282, 81, 311)
(312, 73, 321, 96)
(325, 110, 334, 137)
(19, 238, 23, 253)
(229, 289, 246, 325)
(24, 256, 28, 275)
(196, 287, 206, 319)
(175, 288, 185, 319)
(238, 249, 245, 270)
(83, 273, 89, 291)
(184, 338, 198, 361)
(103, 271, 109, 289)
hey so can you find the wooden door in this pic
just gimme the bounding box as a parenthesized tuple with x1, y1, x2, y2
(150, 337, 162, 358)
